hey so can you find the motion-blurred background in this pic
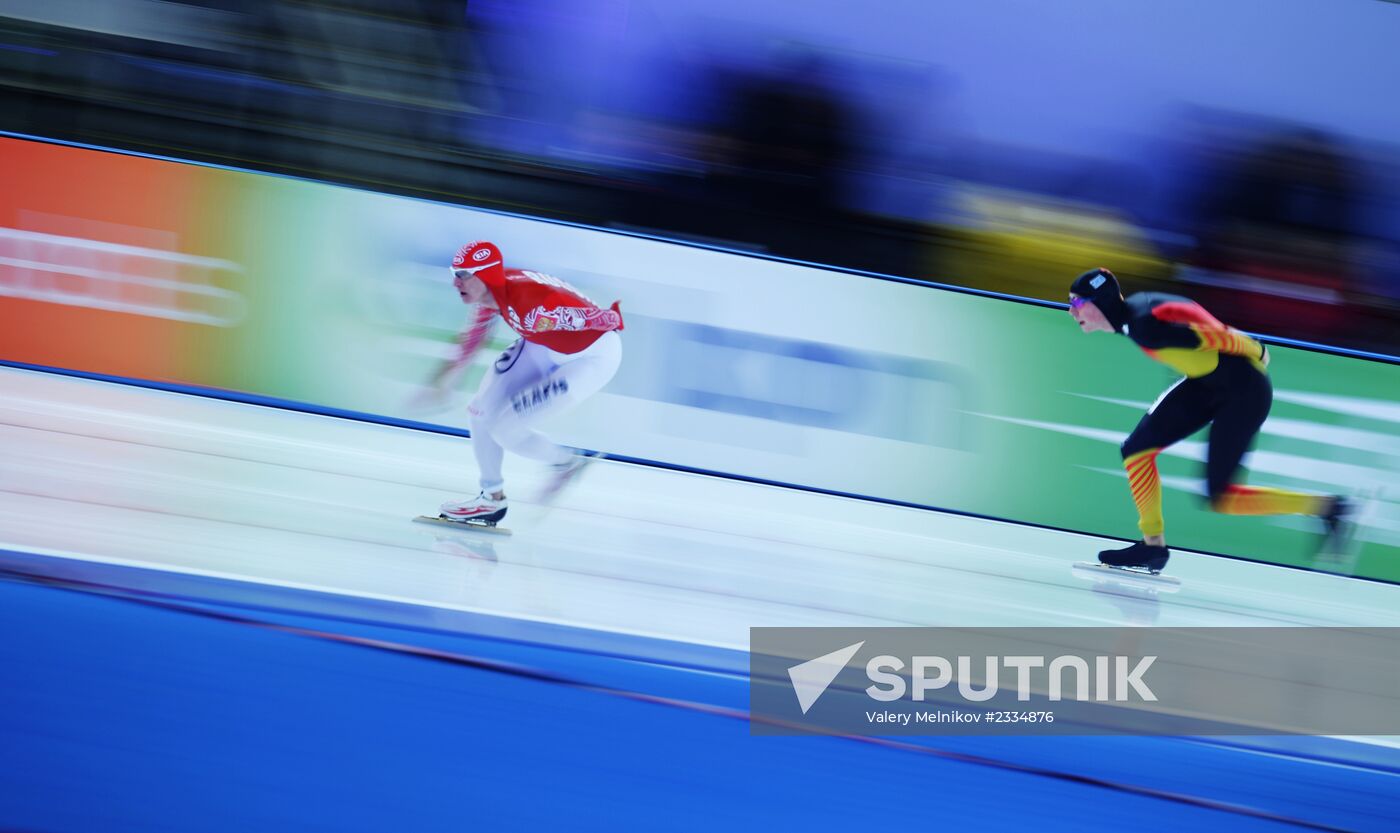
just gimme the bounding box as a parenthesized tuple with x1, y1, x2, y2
(4, 7, 1400, 831)
(4, 0, 1398, 356)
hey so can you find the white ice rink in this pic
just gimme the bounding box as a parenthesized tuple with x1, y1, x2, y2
(5, 363, 1400, 651)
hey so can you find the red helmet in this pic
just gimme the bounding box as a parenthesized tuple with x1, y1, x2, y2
(451, 240, 504, 282)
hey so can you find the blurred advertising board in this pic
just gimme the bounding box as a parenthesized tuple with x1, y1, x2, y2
(2, 136, 1396, 579)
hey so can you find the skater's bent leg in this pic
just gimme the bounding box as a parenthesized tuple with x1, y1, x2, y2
(1119, 378, 1214, 542)
(474, 333, 624, 472)
(482, 365, 599, 466)
(467, 346, 529, 495)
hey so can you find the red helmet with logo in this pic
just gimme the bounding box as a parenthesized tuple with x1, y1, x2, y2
(451, 240, 505, 284)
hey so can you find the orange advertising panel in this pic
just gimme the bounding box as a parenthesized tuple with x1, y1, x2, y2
(0, 137, 243, 381)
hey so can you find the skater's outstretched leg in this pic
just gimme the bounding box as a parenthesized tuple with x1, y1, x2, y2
(490, 420, 574, 467)
(1202, 371, 1340, 552)
(1211, 484, 1327, 516)
(487, 400, 604, 503)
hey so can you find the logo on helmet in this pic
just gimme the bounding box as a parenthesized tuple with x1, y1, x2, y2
(1090, 275, 1106, 289)
(454, 240, 499, 268)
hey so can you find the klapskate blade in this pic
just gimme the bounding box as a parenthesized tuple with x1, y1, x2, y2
(414, 515, 513, 536)
(1072, 562, 1180, 590)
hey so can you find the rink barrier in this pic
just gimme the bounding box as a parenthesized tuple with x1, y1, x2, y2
(6, 356, 1396, 588)
(3, 132, 1396, 579)
(2, 127, 1394, 364)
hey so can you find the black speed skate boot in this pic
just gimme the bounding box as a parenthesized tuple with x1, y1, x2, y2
(1316, 496, 1355, 562)
(1098, 541, 1170, 574)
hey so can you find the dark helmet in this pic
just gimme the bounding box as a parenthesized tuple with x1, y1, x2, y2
(1069, 267, 1122, 304)
(1069, 267, 1129, 330)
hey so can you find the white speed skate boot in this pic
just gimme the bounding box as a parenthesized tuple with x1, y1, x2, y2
(439, 491, 507, 525)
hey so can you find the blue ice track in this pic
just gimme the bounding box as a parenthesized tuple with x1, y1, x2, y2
(1, 551, 1397, 833)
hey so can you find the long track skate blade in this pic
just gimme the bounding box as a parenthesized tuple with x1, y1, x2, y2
(1072, 562, 1180, 590)
(414, 515, 513, 536)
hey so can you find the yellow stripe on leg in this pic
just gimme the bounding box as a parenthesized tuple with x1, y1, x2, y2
(1213, 485, 1326, 516)
(1124, 449, 1164, 538)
